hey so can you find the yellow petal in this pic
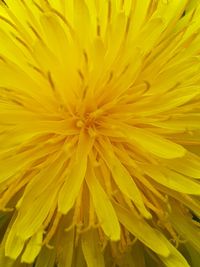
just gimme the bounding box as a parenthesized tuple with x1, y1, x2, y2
(133, 18, 164, 54)
(82, 229, 105, 267)
(35, 246, 56, 267)
(114, 203, 170, 257)
(185, 244, 200, 267)
(128, 0, 151, 39)
(121, 126, 186, 159)
(117, 242, 146, 267)
(155, 0, 188, 27)
(5, 230, 25, 259)
(142, 164, 200, 195)
(156, 231, 190, 267)
(0, 60, 53, 110)
(15, 119, 77, 135)
(58, 131, 93, 214)
(57, 229, 74, 267)
(15, 186, 58, 240)
(14, 153, 65, 240)
(97, 138, 151, 219)
(74, 241, 86, 267)
(165, 152, 200, 179)
(0, 27, 28, 67)
(86, 164, 120, 241)
(133, 85, 200, 116)
(170, 203, 200, 252)
(151, 183, 200, 218)
(0, 247, 14, 267)
(21, 230, 43, 263)
(74, 0, 91, 45)
(149, 115, 200, 132)
(40, 13, 68, 63)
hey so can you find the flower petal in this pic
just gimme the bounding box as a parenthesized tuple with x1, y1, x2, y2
(157, 231, 190, 267)
(86, 163, 120, 241)
(97, 138, 151, 219)
(21, 229, 43, 263)
(170, 203, 200, 252)
(58, 131, 93, 214)
(121, 126, 186, 159)
(82, 229, 105, 267)
(142, 164, 200, 195)
(57, 229, 74, 267)
(34, 246, 56, 267)
(165, 152, 200, 179)
(114, 203, 170, 257)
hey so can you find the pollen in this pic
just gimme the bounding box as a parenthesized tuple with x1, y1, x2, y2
(0, 1, 200, 267)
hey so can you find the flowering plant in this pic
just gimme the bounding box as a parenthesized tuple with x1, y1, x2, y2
(0, 1, 200, 266)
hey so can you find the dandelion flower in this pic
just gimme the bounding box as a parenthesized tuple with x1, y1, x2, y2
(0, 0, 200, 266)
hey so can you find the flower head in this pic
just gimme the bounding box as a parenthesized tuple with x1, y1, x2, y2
(0, 0, 200, 266)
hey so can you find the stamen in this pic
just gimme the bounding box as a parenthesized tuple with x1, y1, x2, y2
(76, 224, 91, 234)
(65, 223, 75, 232)
(88, 127, 97, 138)
(2, 207, 14, 212)
(142, 197, 163, 214)
(76, 120, 84, 128)
(135, 172, 167, 202)
(110, 242, 118, 258)
(98, 227, 107, 250)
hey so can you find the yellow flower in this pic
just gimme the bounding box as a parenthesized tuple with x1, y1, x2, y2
(0, 0, 200, 266)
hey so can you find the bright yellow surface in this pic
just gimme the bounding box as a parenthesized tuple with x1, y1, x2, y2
(0, 1, 200, 267)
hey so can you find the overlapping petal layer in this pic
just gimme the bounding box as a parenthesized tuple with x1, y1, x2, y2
(0, 1, 200, 267)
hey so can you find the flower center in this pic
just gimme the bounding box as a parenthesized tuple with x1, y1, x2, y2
(76, 114, 95, 129)
(75, 106, 106, 130)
